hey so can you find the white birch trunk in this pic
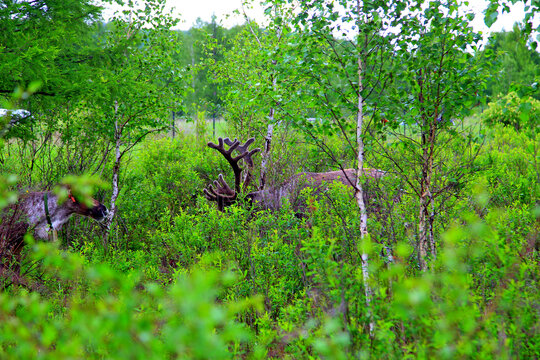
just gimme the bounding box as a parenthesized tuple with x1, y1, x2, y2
(104, 101, 122, 253)
(259, 109, 274, 190)
(259, 7, 280, 191)
(109, 126, 121, 223)
(355, 0, 374, 335)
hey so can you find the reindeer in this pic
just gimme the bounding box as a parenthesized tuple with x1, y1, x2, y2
(0, 187, 108, 279)
(203, 137, 385, 213)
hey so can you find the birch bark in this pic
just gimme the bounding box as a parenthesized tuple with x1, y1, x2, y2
(355, 0, 374, 336)
(259, 97, 275, 190)
(258, 6, 281, 191)
(104, 101, 122, 254)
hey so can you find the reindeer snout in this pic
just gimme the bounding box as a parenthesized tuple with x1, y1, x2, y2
(90, 204, 109, 221)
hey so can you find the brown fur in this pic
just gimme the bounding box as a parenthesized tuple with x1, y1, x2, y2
(246, 168, 385, 212)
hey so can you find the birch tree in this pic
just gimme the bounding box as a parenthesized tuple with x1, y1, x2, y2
(380, 0, 488, 271)
(242, 2, 284, 189)
(275, 0, 402, 336)
(209, 2, 302, 188)
(87, 0, 189, 252)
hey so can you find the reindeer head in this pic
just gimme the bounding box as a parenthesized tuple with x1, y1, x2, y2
(62, 188, 108, 222)
(203, 137, 260, 211)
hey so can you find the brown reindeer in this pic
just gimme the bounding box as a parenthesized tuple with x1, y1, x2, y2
(203, 137, 385, 212)
(0, 187, 108, 279)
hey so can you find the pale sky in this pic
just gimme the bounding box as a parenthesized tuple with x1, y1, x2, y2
(169, 0, 535, 33)
(102, 0, 537, 35)
(168, 0, 261, 29)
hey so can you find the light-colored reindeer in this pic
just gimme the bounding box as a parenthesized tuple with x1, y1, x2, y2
(0, 187, 108, 278)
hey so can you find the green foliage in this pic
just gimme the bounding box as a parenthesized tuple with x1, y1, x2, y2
(0, 174, 17, 210)
(0, 241, 259, 359)
(179, 17, 243, 115)
(209, 14, 298, 138)
(3, 174, 538, 358)
(121, 136, 203, 222)
(483, 0, 539, 46)
(87, 0, 188, 143)
(481, 91, 540, 133)
(146, 203, 305, 310)
(57, 174, 109, 207)
(0, 0, 102, 98)
(2, 113, 539, 358)
(474, 124, 539, 207)
(1, 1, 539, 359)
(195, 108, 209, 141)
(482, 25, 540, 99)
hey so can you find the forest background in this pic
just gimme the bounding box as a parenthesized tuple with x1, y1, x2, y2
(0, 0, 538, 358)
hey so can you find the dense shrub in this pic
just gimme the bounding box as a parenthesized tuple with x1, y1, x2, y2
(474, 125, 539, 207)
(0, 241, 259, 359)
(121, 136, 204, 224)
(482, 91, 540, 133)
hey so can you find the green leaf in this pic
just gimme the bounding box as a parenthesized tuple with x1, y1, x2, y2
(484, 8, 499, 27)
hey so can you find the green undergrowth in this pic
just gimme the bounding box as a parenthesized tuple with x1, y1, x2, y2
(1, 118, 538, 358)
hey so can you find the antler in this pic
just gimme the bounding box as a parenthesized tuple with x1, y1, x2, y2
(203, 174, 236, 211)
(223, 137, 258, 191)
(203, 174, 235, 200)
(205, 137, 260, 210)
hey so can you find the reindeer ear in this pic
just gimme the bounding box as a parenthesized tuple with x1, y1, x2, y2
(65, 185, 76, 202)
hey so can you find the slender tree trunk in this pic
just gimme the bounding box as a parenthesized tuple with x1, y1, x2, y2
(418, 183, 430, 271)
(104, 101, 122, 254)
(418, 119, 436, 271)
(355, 1, 374, 336)
(259, 108, 274, 190)
(416, 69, 439, 271)
(259, 6, 281, 190)
(429, 191, 436, 260)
